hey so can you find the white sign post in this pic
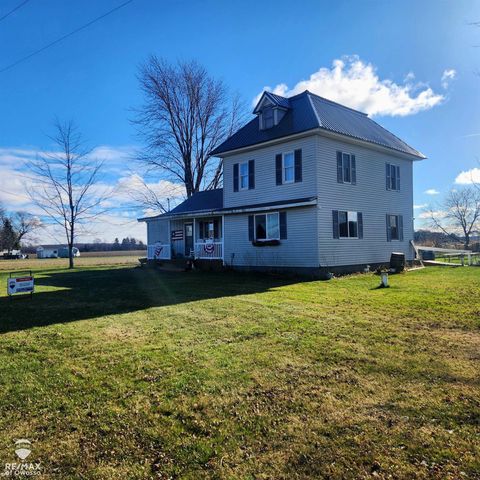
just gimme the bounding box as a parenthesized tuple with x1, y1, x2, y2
(7, 271, 34, 298)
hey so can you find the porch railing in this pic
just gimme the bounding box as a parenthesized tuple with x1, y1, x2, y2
(194, 241, 223, 260)
(147, 243, 171, 260)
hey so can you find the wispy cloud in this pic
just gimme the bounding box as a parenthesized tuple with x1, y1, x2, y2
(441, 68, 456, 89)
(424, 188, 440, 195)
(254, 55, 450, 117)
(418, 210, 446, 219)
(455, 167, 480, 185)
(414, 203, 428, 209)
(462, 133, 480, 138)
(0, 145, 184, 243)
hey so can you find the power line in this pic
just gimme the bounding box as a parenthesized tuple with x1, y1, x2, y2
(0, 0, 30, 24)
(0, 0, 135, 74)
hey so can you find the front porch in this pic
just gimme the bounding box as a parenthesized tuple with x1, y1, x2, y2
(147, 215, 224, 262)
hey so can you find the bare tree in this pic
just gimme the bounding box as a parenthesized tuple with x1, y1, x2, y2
(134, 57, 246, 201)
(11, 212, 41, 246)
(428, 187, 480, 249)
(26, 120, 105, 268)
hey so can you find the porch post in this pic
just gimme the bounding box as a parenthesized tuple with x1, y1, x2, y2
(221, 214, 225, 265)
(193, 218, 196, 259)
(167, 220, 171, 259)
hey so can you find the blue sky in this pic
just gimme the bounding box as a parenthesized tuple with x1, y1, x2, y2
(0, 0, 479, 242)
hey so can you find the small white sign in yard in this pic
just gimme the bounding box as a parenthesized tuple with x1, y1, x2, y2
(7, 273, 35, 297)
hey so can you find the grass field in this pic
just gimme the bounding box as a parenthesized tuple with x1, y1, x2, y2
(0, 259, 478, 479)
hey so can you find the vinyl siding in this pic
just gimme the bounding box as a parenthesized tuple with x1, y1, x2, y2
(170, 219, 186, 257)
(224, 206, 318, 268)
(223, 136, 317, 208)
(316, 135, 415, 266)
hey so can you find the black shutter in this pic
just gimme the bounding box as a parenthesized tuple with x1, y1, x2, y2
(386, 163, 391, 190)
(248, 215, 254, 241)
(386, 214, 391, 242)
(248, 159, 255, 190)
(294, 149, 302, 183)
(396, 165, 400, 191)
(213, 219, 219, 239)
(337, 151, 343, 183)
(357, 212, 363, 239)
(233, 163, 239, 192)
(199, 221, 204, 240)
(275, 154, 282, 185)
(351, 154, 356, 185)
(332, 210, 339, 239)
(279, 212, 287, 239)
(399, 215, 404, 241)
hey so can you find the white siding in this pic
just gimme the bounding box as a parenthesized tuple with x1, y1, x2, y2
(224, 206, 318, 268)
(315, 135, 415, 266)
(223, 136, 317, 208)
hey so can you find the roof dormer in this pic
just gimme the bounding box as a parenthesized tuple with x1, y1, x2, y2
(253, 91, 289, 131)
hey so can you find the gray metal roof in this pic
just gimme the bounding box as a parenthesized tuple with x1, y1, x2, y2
(211, 91, 425, 159)
(138, 189, 223, 221)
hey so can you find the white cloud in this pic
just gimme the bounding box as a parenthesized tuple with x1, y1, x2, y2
(441, 69, 456, 89)
(0, 146, 185, 243)
(424, 189, 440, 195)
(418, 210, 448, 220)
(255, 55, 449, 117)
(455, 167, 480, 185)
(414, 203, 428, 209)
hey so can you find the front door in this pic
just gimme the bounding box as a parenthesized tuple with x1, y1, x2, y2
(184, 223, 193, 256)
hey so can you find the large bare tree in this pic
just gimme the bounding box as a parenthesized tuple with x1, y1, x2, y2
(26, 120, 105, 268)
(428, 186, 480, 249)
(134, 56, 245, 206)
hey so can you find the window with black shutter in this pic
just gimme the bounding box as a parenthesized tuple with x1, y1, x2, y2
(333, 210, 361, 238)
(386, 163, 400, 191)
(336, 151, 356, 184)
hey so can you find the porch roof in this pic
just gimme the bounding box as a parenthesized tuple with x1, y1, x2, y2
(138, 193, 317, 222)
(138, 189, 223, 222)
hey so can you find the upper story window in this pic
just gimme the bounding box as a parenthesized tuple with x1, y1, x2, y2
(276, 149, 302, 185)
(263, 107, 274, 129)
(386, 163, 400, 191)
(283, 152, 294, 183)
(233, 160, 255, 192)
(336, 151, 357, 185)
(240, 162, 249, 190)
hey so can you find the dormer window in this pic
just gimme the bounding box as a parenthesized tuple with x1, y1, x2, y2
(254, 91, 290, 131)
(263, 107, 274, 129)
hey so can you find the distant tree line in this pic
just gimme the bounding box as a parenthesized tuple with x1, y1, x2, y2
(415, 229, 480, 252)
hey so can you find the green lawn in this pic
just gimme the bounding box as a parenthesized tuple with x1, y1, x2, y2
(0, 261, 478, 479)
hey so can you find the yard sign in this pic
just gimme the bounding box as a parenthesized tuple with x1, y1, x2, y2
(7, 271, 34, 298)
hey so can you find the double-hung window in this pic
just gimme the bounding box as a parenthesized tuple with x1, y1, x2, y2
(337, 151, 356, 184)
(239, 162, 249, 190)
(263, 107, 274, 129)
(386, 214, 403, 241)
(339, 211, 358, 238)
(333, 210, 363, 239)
(255, 212, 280, 241)
(386, 163, 400, 191)
(283, 152, 294, 183)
